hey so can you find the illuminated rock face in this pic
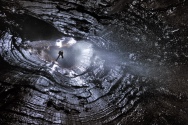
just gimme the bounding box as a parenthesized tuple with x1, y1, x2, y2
(0, 0, 188, 125)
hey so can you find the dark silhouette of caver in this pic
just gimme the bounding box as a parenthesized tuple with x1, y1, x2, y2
(56, 51, 63, 61)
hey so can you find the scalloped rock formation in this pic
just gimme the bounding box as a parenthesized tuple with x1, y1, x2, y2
(0, 0, 188, 125)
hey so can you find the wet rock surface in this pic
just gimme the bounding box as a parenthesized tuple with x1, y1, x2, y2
(0, 0, 188, 125)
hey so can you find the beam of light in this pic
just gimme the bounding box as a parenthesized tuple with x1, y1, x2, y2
(72, 42, 93, 72)
(56, 38, 77, 48)
(66, 38, 76, 47)
(56, 40, 63, 48)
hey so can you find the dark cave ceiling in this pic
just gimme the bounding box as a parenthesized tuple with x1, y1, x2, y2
(0, 0, 188, 125)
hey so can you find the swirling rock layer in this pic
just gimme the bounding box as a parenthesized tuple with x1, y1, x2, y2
(0, 0, 188, 125)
